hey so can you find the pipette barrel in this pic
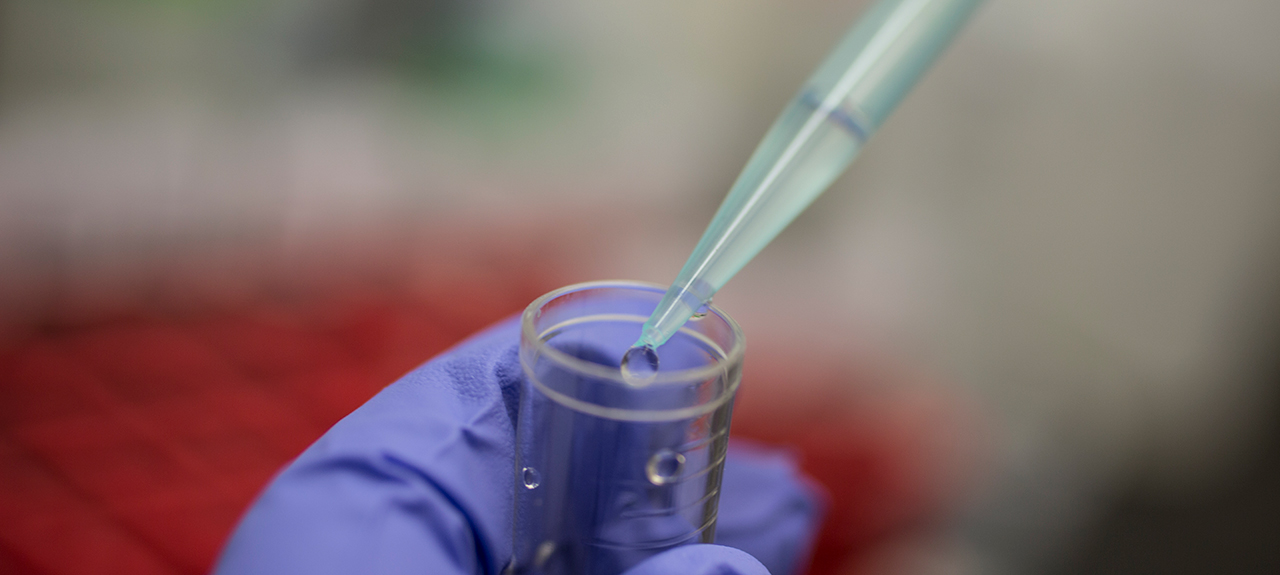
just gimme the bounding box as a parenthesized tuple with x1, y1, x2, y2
(637, 0, 982, 349)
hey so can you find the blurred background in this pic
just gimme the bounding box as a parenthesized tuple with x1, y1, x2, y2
(2, 0, 1279, 573)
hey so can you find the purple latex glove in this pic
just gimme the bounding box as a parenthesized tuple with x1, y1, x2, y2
(213, 318, 824, 575)
(622, 544, 770, 575)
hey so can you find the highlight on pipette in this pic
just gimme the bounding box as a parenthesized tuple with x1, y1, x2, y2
(635, 281, 716, 349)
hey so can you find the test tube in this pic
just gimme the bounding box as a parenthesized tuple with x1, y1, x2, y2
(511, 281, 745, 575)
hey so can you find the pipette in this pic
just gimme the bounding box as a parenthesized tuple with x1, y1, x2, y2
(633, 0, 983, 351)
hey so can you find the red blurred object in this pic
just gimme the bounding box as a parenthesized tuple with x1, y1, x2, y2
(734, 349, 981, 575)
(0, 220, 560, 575)
(0, 288, 532, 574)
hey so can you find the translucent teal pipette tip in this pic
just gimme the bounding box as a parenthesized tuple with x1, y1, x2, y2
(635, 0, 982, 350)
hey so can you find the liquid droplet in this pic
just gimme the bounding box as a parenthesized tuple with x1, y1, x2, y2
(522, 467, 540, 489)
(534, 541, 556, 568)
(646, 449, 686, 485)
(621, 345, 660, 386)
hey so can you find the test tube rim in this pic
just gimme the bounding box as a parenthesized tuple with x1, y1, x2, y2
(520, 280, 746, 387)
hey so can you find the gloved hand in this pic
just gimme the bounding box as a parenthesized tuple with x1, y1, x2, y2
(214, 318, 824, 575)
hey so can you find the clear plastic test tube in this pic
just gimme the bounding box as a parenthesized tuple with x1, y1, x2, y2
(511, 281, 745, 575)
